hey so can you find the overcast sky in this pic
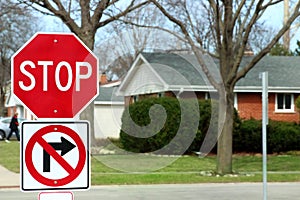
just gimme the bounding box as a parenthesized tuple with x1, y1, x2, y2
(38, 2, 299, 51)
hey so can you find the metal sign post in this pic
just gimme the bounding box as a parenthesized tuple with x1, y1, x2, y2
(13, 33, 97, 199)
(261, 72, 268, 200)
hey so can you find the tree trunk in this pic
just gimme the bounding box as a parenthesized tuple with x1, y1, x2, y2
(80, 103, 96, 144)
(77, 30, 97, 145)
(0, 85, 5, 116)
(217, 88, 234, 174)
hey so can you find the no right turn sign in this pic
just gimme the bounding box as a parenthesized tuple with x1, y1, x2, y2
(21, 121, 90, 191)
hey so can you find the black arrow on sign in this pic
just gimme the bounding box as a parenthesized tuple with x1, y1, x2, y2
(43, 137, 76, 172)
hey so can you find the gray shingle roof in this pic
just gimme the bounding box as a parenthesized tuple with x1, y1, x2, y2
(95, 86, 124, 102)
(141, 52, 300, 89)
(142, 52, 210, 86)
(237, 56, 300, 88)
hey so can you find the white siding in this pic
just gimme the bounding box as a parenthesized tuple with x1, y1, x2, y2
(94, 104, 124, 138)
(125, 64, 165, 95)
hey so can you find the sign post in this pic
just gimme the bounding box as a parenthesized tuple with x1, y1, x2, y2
(261, 72, 268, 200)
(12, 32, 98, 198)
(39, 192, 74, 200)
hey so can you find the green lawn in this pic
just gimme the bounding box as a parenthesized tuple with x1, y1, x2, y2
(0, 141, 20, 173)
(1, 141, 300, 185)
(91, 154, 300, 184)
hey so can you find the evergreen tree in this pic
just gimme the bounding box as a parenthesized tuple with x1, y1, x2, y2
(294, 40, 300, 56)
(270, 43, 293, 56)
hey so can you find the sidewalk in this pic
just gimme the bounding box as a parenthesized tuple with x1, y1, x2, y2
(0, 165, 19, 188)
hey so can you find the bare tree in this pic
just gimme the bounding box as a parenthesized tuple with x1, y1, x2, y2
(95, 5, 186, 79)
(18, 0, 149, 142)
(147, 0, 300, 174)
(0, 1, 37, 116)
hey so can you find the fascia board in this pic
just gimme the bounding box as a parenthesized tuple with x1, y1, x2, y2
(94, 101, 124, 105)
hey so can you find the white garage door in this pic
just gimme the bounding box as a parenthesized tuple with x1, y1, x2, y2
(94, 104, 124, 138)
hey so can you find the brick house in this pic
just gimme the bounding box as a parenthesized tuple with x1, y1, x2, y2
(117, 52, 300, 122)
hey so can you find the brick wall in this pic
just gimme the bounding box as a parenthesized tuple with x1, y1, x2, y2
(7, 106, 16, 117)
(237, 93, 299, 122)
(125, 91, 300, 123)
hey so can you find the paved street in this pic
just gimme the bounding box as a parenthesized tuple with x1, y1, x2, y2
(1, 183, 299, 200)
(0, 158, 299, 199)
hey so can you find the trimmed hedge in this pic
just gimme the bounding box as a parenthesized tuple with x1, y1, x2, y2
(120, 97, 225, 154)
(233, 119, 262, 153)
(120, 97, 181, 154)
(120, 97, 212, 154)
(120, 97, 300, 154)
(233, 119, 300, 153)
(267, 121, 300, 153)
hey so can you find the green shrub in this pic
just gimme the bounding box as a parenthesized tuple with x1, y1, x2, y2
(267, 121, 300, 153)
(295, 95, 300, 112)
(233, 119, 300, 153)
(188, 100, 210, 151)
(120, 97, 209, 154)
(120, 98, 244, 155)
(233, 119, 262, 153)
(120, 97, 200, 154)
(120, 97, 300, 154)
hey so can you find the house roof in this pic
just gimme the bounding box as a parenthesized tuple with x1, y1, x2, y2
(142, 53, 211, 86)
(100, 80, 122, 87)
(95, 86, 124, 105)
(5, 92, 22, 107)
(236, 56, 300, 89)
(117, 52, 300, 96)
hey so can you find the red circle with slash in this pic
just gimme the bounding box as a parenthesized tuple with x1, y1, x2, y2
(25, 125, 86, 186)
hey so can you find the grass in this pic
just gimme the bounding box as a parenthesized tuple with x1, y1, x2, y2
(91, 154, 300, 184)
(1, 141, 300, 185)
(0, 141, 20, 173)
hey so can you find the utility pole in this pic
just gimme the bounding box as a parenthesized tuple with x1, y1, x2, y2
(283, 0, 290, 50)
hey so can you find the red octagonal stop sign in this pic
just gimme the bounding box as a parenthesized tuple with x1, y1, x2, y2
(12, 32, 99, 118)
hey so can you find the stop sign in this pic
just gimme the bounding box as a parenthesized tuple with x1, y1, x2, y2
(12, 33, 99, 118)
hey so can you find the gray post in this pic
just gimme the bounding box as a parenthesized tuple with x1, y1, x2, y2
(261, 72, 268, 200)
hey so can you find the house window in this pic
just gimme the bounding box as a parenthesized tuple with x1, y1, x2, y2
(276, 93, 294, 112)
(205, 92, 210, 100)
(158, 92, 164, 98)
(133, 95, 139, 103)
(234, 93, 238, 110)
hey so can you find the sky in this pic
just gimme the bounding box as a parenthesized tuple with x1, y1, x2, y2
(261, 1, 300, 50)
(38, 1, 300, 51)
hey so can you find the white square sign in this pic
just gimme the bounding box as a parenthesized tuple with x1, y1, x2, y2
(21, 121, 90, 191)
(39, 192, 74, 200)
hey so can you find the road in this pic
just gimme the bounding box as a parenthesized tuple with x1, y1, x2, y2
(1, 183, 299, 200)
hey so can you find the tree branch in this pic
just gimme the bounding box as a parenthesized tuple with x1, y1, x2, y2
(120, 20, 187, 44)
(209, 0, 222, 52)
(150, 0, 221, 90)
(228, 0, 264, 84)
(21, 0, 80, 32)
(80, 0, 91, 28)
(91, 0, 109, 28)
(232, 0, 247, 24)
(17, 0, 55, 16)
(234, 0, 300, 83)
(183, 1, 204, 46)
(261, 0, 283, 10)
(97, 1, 149, 28)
